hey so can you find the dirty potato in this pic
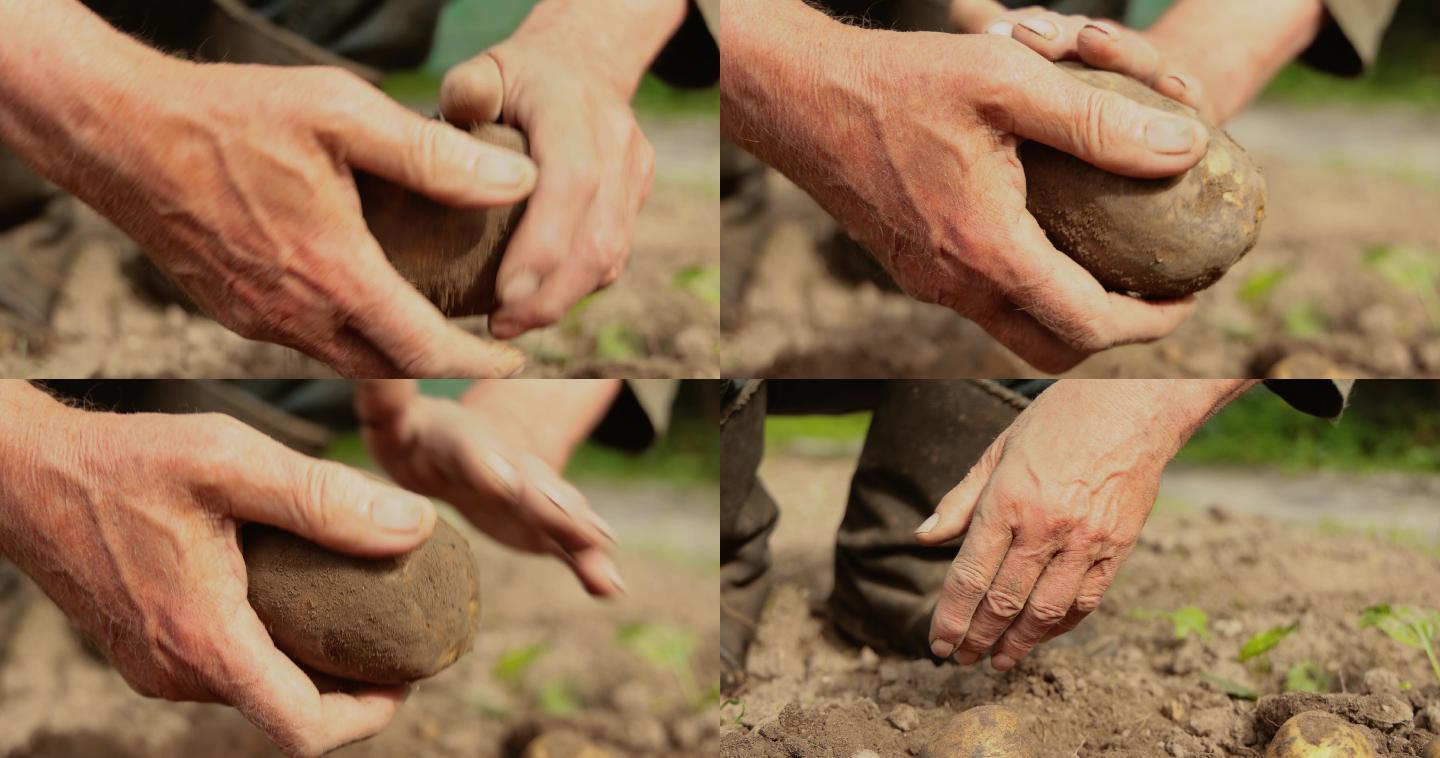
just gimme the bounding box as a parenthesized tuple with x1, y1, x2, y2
(922, 704, 1036, 758)
(522, 731, 612, 758)
(243, 518, 481, 685)
(1265, 710, 1376, 758)
(1022, 63, 1266, 298)
(357, 122, 528, 316)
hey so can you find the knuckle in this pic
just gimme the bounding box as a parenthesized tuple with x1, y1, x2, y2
(295, 462, 342, 535)
(1027, 599, 1071, 625)
(1078, 89, 1119, 158)
(982, 588, 1028, 618)
(1074, 593, 1104, 614)
(943, 561, 991, 600)
(405, 121, 447, 184)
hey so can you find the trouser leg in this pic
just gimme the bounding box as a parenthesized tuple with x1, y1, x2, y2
(719, 381, 776, 690)
(829, 380, 1029, 658)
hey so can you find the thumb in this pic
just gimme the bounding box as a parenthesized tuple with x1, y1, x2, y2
(236, 454, 438, 558)
(339, 86, 535, 208)
(440, 54, 506, 127)
(950, 0, 1008, 32)
(998, 51, 1209, 179)
(355, 380, 420, 431)
(914, 432, 1007, 545)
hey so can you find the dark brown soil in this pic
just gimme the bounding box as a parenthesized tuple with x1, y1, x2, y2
(720, 454, 1440, 757)
(243, 519, 482, 685)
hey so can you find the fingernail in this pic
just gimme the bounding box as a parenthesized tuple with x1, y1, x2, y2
(991, 654, 1016, 671)
(602, 559, 628, 594)
(955, 648, 982, 665)
(536, 477, 587, 521)
(1082, 21, 1118, 39)
(1165, 74, 1189, 92)
(1145, 118, 1197, 154)
(476, 152, 532, 189)
(500, 271, 541, 306)
(587, 510, 619, 543)
(930, 639, 957, 659)
(1017, 17, 1057, 40)
(915, 513, 940, 535)
(985, 21, 1014, 36)
(373, 495, 428, 532)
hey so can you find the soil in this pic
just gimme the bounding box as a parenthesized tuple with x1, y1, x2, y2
(243, 519, 482, 685)
(0, 480, 720, 758)
(719, 452, 1440, 757)
(720, 104, 1440, 378)
(0, 116, 719, 379)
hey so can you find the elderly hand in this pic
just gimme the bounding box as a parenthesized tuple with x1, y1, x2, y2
(439, 0, 686, 339)
(916, 380, 1251, 670)
(723, 0, 1208, 372)
(0, 1, 536, 377)
(0, 387, 439, 757)
(950, 1, 1214, 120)
(355, 380, 624, 597)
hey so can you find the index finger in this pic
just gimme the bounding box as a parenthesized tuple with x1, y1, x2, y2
(928, 506, 1014, 659)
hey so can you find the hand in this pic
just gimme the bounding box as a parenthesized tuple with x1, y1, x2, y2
(950, 1, 1214, 120)
(356, 380, 624, 597)
(0, 399, 440, 756)
(439, 0, 686, 339)
(915, 380, 1249, 670)
(722, 1, 1208, 372)
(0, 1, 538, 376)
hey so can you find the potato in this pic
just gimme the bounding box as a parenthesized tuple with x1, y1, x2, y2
(1265, 710, 1376, 758)
(357, 123, 528, 316)
(1021, 63, 1266, 298)
(1425, 737, 1440, 758)
(922, 704, 1036, 758)
(243, 518, 481, 685)
(522, 731, 611, 758)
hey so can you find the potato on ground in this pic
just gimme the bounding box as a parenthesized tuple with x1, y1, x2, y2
(922, 704, 1036, 758)
(1265, 710, 1376, 758)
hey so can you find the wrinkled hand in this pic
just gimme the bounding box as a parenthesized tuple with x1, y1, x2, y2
(74, 58, 537, 376)
(915, 381, 1241, 670)
(440, 4, 661, 339)
(0, 406, 439, 756)
(356, 380, 624, 597)
(951, 1, 1214, 119)
(725, 3, 1210, 371)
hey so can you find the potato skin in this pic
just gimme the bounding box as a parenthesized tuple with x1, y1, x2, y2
(243, 519, 481, 685)
(1264, 711, 1376, 758)
(1022, 63, 1266, 298)
(922, 704, 1036, 758)
(357, 122, 528, 316)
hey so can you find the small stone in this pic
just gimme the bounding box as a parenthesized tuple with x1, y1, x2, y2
(1362, 668, 1402, 696)
(858, 647, 880, 670)
(1161, 701, 1187, 723)
(887, 704, 919, 732)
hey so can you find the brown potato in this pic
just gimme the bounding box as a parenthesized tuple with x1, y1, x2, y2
(243, 518, 481, 685)
(522, 731, 611, 758)
(922, 704, 1036, 758)
(1425, 736, 1440, 758)
(1022, 63, 1266, 298)
(357, 122, 528, 316)
(1264, 710, 1376, 758)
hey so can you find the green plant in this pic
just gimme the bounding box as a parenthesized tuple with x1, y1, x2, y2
(537, 679, 584, 715)
(1239, 623, 1299, 663)
(673, 265, 721, 308)
(1363, 244, 1440, 332)
(1200, 673, 1258, 701)
(1360, 605, 1440, 683)
(1284, 661, 1335, 693)
(617, 622, 701, 705)
(1129, 606, 1213, 641)
(493, 643, 545, 685)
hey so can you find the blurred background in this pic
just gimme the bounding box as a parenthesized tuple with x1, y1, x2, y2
(0, 379, 721, 757)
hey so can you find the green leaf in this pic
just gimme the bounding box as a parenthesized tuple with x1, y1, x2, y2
(1284, 661, 1334, 693)
(492, 643, 545, 684)
(536, 679, 583, 715)
(594, 322, 645, 361)
(1282, 301, 1329, 339)
(616, 623, 697, 673)
(1201, 673, 1259, 700)
(1238, 268, 1288, 305)
(1239, 623, 1299, 662)
(672, 265, 721, 308)
(1171, 607, 1213, 641)
(1360, 605, 1439, 649)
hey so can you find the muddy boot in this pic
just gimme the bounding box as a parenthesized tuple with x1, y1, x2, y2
(720, 380, 776, 694)
(828, 380, 1029, 659)
(720, 142, 772, 331)
(817, 229, 902, 293)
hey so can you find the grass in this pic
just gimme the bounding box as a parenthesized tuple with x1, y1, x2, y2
(763, 413, 872, 456)
(1177, 385, 1440, 474)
